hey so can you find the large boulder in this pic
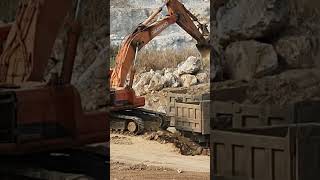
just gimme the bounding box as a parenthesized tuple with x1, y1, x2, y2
(181, 74, 198, 87)
(225, 40, 278, 81)
(274, 35, 318, 69)
(177, 56, 202, 75)
(133, 70, 155, 96)
(196, 71, 209, 83)
(146, 72, 164, 92)
(216, 0, 288, 45)
(162, 71, 181, 88)
(75, 47, 109, 111)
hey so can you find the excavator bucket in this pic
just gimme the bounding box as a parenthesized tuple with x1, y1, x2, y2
(0, 0, 73, 84)
(196, 43, 211, 66)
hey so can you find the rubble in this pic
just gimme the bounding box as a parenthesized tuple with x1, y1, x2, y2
(133, 56, 209, 95)
(180, 74, 198, 87)
(146, 72, 164, 92)
(196, 72, 209, 84)
(177, 56, 202, 75)
(132, 70, 155, 96)
(143, 130, 205, 156)
(162, 72, 181, 88)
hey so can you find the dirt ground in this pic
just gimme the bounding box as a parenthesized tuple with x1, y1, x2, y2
(110, 134, 210, 180)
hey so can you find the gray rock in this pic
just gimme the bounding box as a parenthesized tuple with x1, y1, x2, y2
(75, 47, 109, 111)
(162, 72, 181, 88)
(177, 56, 202, 75)
(196, 72, 209, 83)
(146, 72, 164, 92)
(274, 35, 317, 69)
(225, 40, 278, 81)
(164, 68, 175, 74)
(155, 69, 164, 76)
(216, 0, 288, 45)
(180, 74, 198, 87)
(133, 70, 155, 96)
(167, 127, 178, 134)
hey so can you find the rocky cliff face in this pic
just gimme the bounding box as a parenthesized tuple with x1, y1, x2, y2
(110, 0, 210, 51)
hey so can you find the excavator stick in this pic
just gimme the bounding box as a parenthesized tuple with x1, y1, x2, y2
(167, 0, 211, 65)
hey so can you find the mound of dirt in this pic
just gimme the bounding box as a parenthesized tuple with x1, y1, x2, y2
(144, 131, 205, 156)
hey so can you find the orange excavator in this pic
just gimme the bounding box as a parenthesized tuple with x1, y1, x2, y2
(0, 0, 108, 154)
(109, 0, 211, 134)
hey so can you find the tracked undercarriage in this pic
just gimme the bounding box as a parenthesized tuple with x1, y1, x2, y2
(110, 108, 169, 135)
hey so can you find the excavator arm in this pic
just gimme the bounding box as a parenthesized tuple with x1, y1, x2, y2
(111, 0, 210, 89)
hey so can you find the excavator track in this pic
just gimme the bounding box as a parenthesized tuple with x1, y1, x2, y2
(110, 108, 169, 135)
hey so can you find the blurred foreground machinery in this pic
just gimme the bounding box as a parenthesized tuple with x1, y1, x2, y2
(0, 0, 108, 155)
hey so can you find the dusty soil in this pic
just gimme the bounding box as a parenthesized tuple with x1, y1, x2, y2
(110, 134, 210, 180)
(110, 161, 210, 180)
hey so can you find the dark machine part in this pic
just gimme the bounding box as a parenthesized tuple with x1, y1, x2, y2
(110, 108, 169, 135)
(0, 23, 11, 55)
(0, 147, 108, 180)
(0, 91, 16, 143)
(0, 85, 108, 155)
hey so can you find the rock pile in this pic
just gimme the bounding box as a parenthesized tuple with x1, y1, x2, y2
(133, 56, 209, 96)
